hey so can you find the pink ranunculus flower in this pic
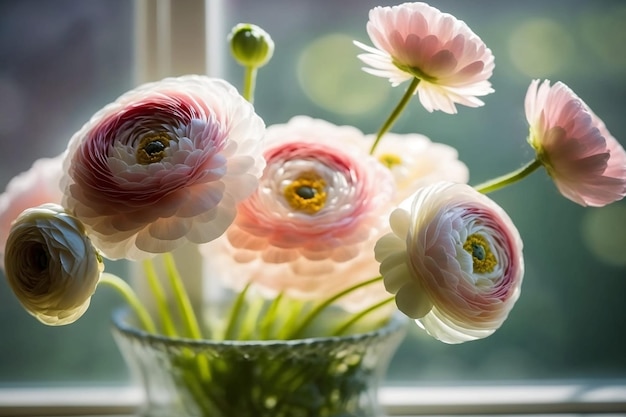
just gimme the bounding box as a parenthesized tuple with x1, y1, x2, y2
(0, 153, 64, 269)
(203, 116, 395, 303)
(525, 79, 626, 207)
(369, 132, 469, 202)
(4, 204, 103, 325)
(375, 181, 524, 343)
(61, 75, 266, 260)
(354, 2, 495, 114)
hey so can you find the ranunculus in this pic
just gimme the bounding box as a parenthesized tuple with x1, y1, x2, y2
(61, 75, 266, 260)
(203, 116, 395, 303)
(369, 132, 469, 202)
(354, 2, 495, 114)
(375, 181, 524, 343)
(525, 79, 626, 207)
(4, 203, 103, 325)
(0, 154, 64, 269)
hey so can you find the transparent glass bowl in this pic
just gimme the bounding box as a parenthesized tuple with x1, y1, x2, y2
(112, 308, 408, 417)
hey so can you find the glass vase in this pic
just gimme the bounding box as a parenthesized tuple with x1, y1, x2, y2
(112, 308, 407, 417)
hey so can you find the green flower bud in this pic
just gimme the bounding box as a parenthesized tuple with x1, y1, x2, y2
(228, 23, 274, 68)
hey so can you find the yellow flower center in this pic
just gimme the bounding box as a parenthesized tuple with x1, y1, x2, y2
(283, 173, 327, 214)
(136, 133, 171, 165)
(463, 233, 497, 274)
(378, 153, 403, 169)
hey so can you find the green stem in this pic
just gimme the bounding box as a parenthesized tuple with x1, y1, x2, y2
(332, 296, 395, 337)
(98, 273, 157, 334)
(222, 282, 252, 340)
(163, 253, 203, 339)
(473, 158, 543, 194)
(259, 291, 284, 339)
(161, 254, 211, 381)
(239, 295, 265, 340)
(289, 276, 384, 339)
(370, 77, 420, 155)
(276, 298, 306, 340)
(243, 66, 257, 103)
(143, 259, 177, 337)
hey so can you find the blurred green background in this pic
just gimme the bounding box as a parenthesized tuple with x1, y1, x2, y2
(0, 0, 624, 387)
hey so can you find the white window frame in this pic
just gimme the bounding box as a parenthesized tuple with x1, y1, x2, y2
(0, 382, 625, 416)
(1, 1, 625, 415)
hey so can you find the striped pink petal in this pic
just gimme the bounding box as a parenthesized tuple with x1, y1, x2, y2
(61, 75, 265, 260)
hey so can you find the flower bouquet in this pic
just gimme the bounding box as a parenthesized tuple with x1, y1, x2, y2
(2, 2, 625, 416)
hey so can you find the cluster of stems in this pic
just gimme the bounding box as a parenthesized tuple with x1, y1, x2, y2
(100, 255, 392, 340)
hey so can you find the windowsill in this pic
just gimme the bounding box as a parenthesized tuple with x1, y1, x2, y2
(0, 380, 625, 416)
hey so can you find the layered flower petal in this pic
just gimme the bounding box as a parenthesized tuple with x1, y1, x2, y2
(355, 2, 495, 113)
(525, 79, 626, 207)
(0, 154, 64, 269)
(375, 181, 524, 343)
(61, 75, 266, 260)
(369, 132, 469, 202)
(203, 116, 395, 305)
(4, 204, 104, 325)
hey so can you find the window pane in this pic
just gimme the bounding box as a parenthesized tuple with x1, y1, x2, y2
(225, 0, 626, 382)
(0, 0, 134, 386)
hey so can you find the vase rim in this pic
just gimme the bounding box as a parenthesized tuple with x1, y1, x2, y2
(111, 307, 408, 347)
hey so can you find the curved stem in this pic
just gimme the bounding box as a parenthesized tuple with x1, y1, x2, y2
(276, 298, 305, 340)
(473, 158, 543, 194)
(143, 259, 177, 337)
(259, 291, 284, 339)
(239, 295, 264, 340)
(289, 276, 383, 339)
(222, 281, 252, 340)
(98, 273, 157, 334)
(243, 66, 257, 103)
(159, 255, 211, 380)
(332, 296, 395, 337)
(370, 77, 420, 155)
(163, 253, 203, 339)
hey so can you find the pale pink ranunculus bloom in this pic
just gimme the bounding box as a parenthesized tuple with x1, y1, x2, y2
(354, 2, 495, 114)
(4, 204, 103, 325)
(61, 75, 266, 260)
(369, 132, 469, 202)
(203, 116, 395, 305)
(375, 181, 524, 343)
(0, 153, 64, 269)
(525, 79, 626, 207)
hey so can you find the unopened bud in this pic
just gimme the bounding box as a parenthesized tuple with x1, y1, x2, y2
(228, 23, 274, 68)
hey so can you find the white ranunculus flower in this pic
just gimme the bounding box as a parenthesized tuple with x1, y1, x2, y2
(368, 132, 469, 203)
(375, 181, 524, 343)
(4, 203, 103, 325)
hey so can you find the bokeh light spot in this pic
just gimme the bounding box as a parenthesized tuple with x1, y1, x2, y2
(581, 203, 626, 267)
(297, 33, 389, 115)
(508, 18, 574, 77)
